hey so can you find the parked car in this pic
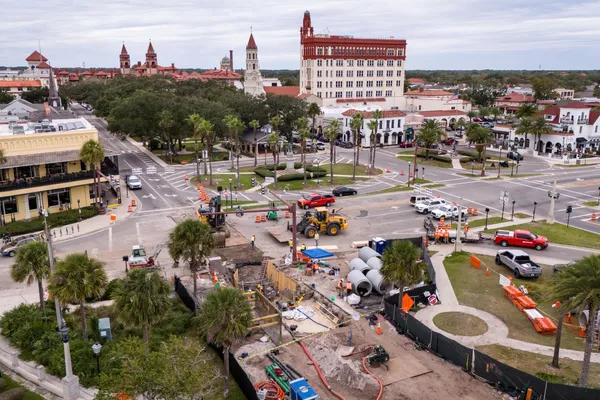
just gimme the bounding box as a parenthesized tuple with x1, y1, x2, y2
(445, 126, 453, 132)
(493, 229, 548, 251)
(442, 138, 456, 145)
(454, 131, 464, 138)
(495, 250, 542, 278)
(472, 117, 483, 123)
(481, 122, 494, 128)
(316, 142, 326, 151)
(1, 236, 38, 257)
(332, 187, 357, 196)
(414, 198, 448, 214)
(507, 151, 523, 161)
(410, 194, 431, 206)
(430, 204, 468, 220)
(399, 141, 414, 148)
(552, 260, 576, 274)
(127, 175, 143, 190)
(340, 141, 353, 149)
(297, 193, 335, 209)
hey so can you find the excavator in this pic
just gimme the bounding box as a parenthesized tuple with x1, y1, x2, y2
(289, 207, 348, 238)
(196, 196, 230, 247)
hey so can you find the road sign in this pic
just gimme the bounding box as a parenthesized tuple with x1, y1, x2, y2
(264, 177, 275, 185)
(499, 190, 509, 204)
(223, 190, 229, 197)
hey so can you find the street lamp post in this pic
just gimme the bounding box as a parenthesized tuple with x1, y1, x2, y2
(511, 200, 516, 221)
(497, 146, 502, 178)
(77, 199, 81, 221)
(597, 186, 600, 206)
(511, 161, 515, 176)
(532, 202, 538, 222)
(407, 162, 411, 188)
(471, 162, 474, 176)
(484, 208, 490, 229)
(422, 167, 425, 182)
(515, 159, 520, 175)
(92, 343, 102, 375)
(228, 178, 232, 209)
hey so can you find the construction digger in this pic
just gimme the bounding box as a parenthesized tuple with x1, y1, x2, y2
(289, 206, 348, 238)
(196, 196, 230, 247)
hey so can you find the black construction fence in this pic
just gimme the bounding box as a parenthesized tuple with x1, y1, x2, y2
(173, 276, 258, 400)
(383, 295, 600, 400)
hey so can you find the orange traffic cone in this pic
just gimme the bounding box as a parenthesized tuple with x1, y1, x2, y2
(185, 174, 189, 181)
(400, 170, 404, 176)
(485, 267, 490, 276)
(579, 325, 586, 338)
(213, 272, 218, 285)
(127, 205, 133, 212)
(376, 322, 382, 335)
(255, 215, 261, 223)
(567, 313, 572, 324)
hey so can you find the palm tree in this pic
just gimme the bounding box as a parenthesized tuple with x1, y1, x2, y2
(199, 119, 216, 186)
(515, 103, 537, 119)
(224, 116, 246, 188)
(269, 116, 282, 165)
(186, 113, 203, 184)
(195, 287, 253, 397)
(158, 109, 175, 163)
(366, 119, 378, 176)
(370, 110, 383, 173)
(419, 119, 443, 158)
(296, 117, 311, 184)
(80, 140, 105, 205)
(466, 110, 477, 122)
(515, 117, 534, 151)
(379, 240, 423, 292)
(113, 269, 171, 350)
(325, 120, 341, 184)
(223, 114, 236, 169)
(48, 252, 108, 339)
(466, 124, 493, 176)
(11, 241, 50, 317)
(490, 107, 501, 121)
(168, 219, 214, 295)
(545, 255, 600, 387)
(455, 119, 467, 132)
(350, 113, 363, 181)
(307, 102, 321, 135)
(532, 116, 553, 154)
(249, 120, 260, 167)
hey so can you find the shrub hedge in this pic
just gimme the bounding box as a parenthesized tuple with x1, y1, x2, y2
(0, 206, 99, 236)
(277, 171, 327, 181)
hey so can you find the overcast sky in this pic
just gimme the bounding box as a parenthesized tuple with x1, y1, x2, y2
(2, 0, 600, 70)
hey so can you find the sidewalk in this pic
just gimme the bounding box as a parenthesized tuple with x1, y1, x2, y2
(125, 137, 168, 168)
(451, 158, 464, 170)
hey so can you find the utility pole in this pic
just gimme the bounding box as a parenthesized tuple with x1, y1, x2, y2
(548, 175, 557, 224)
(454, 199, 463, 253)
(41, 209, 62, 330)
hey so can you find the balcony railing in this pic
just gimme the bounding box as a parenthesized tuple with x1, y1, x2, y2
(560, 118, 589, 125)
(0, 170, 94, 193)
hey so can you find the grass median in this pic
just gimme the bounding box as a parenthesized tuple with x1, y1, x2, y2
(433, 312, 488, 336)
(443, 252, 584, 350)
(483, 220, 600, 250)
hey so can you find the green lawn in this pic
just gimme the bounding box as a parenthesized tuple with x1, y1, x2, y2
(514, 213, 532, 219)
(366, 185, 413, 195)
(433, 312, 488, 336)
(426, 183, 445, 188)
(321, 163, 383, 176)
(461, 161, 509, 171)
(417, 159, 453, 169)
(191, 174, 264, 191)
(483, 220, 600, 250)
(583, 201, 600, 207)
(275, 177, 367, 191)
(477, 344, 600, 389)
(443, 252, 585, 350)
(0, 374, 45, 400)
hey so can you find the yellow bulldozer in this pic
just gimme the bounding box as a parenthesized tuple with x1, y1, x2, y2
(289, 207, 348, 238)
(196, 196, 230, 247)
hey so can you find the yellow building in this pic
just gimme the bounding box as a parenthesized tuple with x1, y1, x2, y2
(0, 118, 115, 223)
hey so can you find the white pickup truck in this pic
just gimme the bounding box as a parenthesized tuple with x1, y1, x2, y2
(495, 249, 542, 279)
(414, 198, 447, 214)
(430, 204, 468, 220)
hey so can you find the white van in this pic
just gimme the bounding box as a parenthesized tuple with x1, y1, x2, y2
(410, 195, 431, 206)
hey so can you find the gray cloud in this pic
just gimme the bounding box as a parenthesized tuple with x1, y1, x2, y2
(1, 0, 599, 70)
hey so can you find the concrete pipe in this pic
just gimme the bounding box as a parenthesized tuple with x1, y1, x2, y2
(359, 247, 381, 263)
(347, 270, 372, 297)
(366, 269, 393, 295)
(349, 258, 371, 274)
(579, 310, 600, 330)
(366, 257, 383, 271)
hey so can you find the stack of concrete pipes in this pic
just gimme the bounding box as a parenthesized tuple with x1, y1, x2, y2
(346, 247, 393, 296)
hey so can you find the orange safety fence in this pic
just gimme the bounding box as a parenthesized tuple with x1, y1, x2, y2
(470, 255, 481, 269)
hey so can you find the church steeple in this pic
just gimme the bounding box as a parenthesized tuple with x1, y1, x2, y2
(246, 33, 258, 72)
(244, 31, 265, 97)
(145, 40, 157, 74)
(120, 42, 130, 75)
(246, 33, 257, 50)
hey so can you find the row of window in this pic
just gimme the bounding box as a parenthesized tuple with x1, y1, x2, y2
(315, 47, 404, 57)
(316, 59, 402, 68)
(317, 80, 403, 88)
(344, 119, 403, 129)
(318, 69, 402, 78)
(0, 188, 75, 215)
(316, 90, 394, 99)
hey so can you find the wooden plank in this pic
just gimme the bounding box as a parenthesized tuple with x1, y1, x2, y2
(264, 226, 289, 243)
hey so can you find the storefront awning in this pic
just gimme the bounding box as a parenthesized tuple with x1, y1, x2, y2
(588, 136, 600, 144)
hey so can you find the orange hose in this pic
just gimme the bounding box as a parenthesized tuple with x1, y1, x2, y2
(362, 356, 383, 400)
(254, 380, 285, 400)
(298, 341, 347, 400)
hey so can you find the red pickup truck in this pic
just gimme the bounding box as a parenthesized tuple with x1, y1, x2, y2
(493, 229, 549, 251)
(297, 193, 335, 209)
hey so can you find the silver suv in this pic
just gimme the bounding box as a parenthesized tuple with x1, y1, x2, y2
(414, 198, 447, 214)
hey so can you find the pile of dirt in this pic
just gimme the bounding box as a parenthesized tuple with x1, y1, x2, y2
(306, 334, 380, 398)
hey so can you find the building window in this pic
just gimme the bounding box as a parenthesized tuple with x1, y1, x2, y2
(391, 120, 395, 129)
(367, 70, 374, 77)
(377, 60, 384, 67)
(317, 47, 323, 55)
(376, 90, 383, 97)
(397, 60, 402, 66)
(387, 49, 394, 56)
(356, 81, 363, 87)
(386, 80, 392, 86)
(0, 196, 17, 215)
(367, 60, 374, 67)
(376, 70, 383, 77)
(579, 126, 583, 133)
(45, 162, 67, 175)
(357, 60, 364, 67)
(386, 70, 393, 77)
(317, 60, 322, 67)
(317, 92, 322, 98)
(398, 119, 402, 127)
(346, 70, 354, 77)
(397, 70, 402, 77)
(357, 71, 363, 77)
(347, 60, 354, 67)
(366, 81, 373, 87)
(376, 81, 383, 87)
(336, 70, 343, 77)
(336, 92, 342, 98)
(326, 60, 329, 67)
(317, 81, 322, 88)
(346, 91, 353, 98)
(336, 60, 343, 67)
(28, 194, 38, 211)
(356, 91, 363, 97)
(49, 188, 70, 207)
(378, 121, 382, 129)
(366, 91, 373, 97)
(325, 71, 329, 78)
(346, 81, 353, 87)
(15, 165, 40, 179)
(336, 81, 342, 88)
(418, 105, 422, 111)
(317, 70, 322, 77)
(387, 60, 394, 67)
(385, 90, 393, 96)
(397, 49, 403, 56)
(386, 120, 390, 129)
(596, 126, 598, 133)
(396, 80, 402, 87)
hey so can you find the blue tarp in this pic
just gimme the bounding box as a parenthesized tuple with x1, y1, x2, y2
(301, 248, 334, 259)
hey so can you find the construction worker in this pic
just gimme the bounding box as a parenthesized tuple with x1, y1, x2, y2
(256, 284, 262, 294)
(337, 279, 344, 297)
(315, 232, 320, 247)
(288, 238, 293, 254)
(434, 229, 440, 244)
(345, 280, 353, 296)
(301, 243, 307, 251)
(313, 262, 319, 274)
(464, 222, 469, 233)
(251, 234, 256, 250)
(443, 229, 449, 244)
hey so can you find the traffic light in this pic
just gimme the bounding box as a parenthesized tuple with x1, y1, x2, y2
(566, 205, 572, 214)
(261, 185, 266, 195)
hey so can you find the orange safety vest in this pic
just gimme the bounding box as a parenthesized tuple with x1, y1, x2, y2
(346, 281, 352, 290)
(337, 280, 343, 289)
(313, 263, 319, 271)
(434, 230, 440, 240)
(444, 230, 449, 238)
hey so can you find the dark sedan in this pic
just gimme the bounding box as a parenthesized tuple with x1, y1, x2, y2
(507, 151, 524, 161)
(399, 141, 414, 148)
(332, 186, 357, 196)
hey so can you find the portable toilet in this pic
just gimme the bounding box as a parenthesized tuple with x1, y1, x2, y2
(98, 317, 112, 341)
(371, 237, 387, 254)
(289, 378, 319, 400)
